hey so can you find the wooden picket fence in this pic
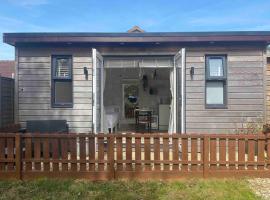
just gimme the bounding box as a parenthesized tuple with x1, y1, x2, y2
(0, 132, 270, 180)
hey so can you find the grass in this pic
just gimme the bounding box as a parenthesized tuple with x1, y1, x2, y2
(0, 178, 260, 200)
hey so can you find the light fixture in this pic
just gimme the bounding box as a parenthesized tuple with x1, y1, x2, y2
(84, 67, 88, 80)
(190, 67, 194, 79)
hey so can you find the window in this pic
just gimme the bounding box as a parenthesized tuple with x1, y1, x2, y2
(52, 56, 73, 107)
(205, 55, 227, 108)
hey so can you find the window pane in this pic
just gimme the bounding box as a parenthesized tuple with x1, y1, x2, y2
(54, 81, 72, 104)
(206, 82, 224, 105)
(209, 58, 223, 77)
(55, 58, 71, 78)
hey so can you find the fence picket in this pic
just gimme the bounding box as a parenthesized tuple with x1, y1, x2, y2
(219, 138, 226, 170)
(43, 138, 50, 171)
(126, 136, 132, 171)
(70, 137, 77, 172)
(228, 138, 236, 170)
(199, 138, 204, 171)
(154, 137, 160, 171)
(89, 136, 95, 171)
(238, 138, 246, 170)
(135, 137, 141, 171)
(267, 133, 270, 170)
(98, 137, 104, 171)
(15, 134, 21, 179)
(117, 136, 123, 171)
(7, 137, 14, 171)
(108, 135, 115, 179)
(80, 137, 86, 171)
(34, 138, 41, 171)
(52, 138, 59, 171)
(61, 138, 68, 171)
(144, 136, 151, 171)
(172, 137, 179, 171)
(257, 137, 265, 170)
(25, 137, 32, 171)
(182, 138, 188, 172)
(247, 139, 255, 170)
(203, 136, 209, 178)
(210, 138, 217, 170)
(191, 138, 197, 171)
(163, 137, 169, 171)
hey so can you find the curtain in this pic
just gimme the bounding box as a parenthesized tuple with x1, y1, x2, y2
(168, 69, 174, 134)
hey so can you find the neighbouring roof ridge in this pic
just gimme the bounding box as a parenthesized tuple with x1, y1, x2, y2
(127, 26, 145, 33)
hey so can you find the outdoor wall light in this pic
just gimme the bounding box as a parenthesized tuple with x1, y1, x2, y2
(84, 67, 88, 80)
(190, 67, 194, 79)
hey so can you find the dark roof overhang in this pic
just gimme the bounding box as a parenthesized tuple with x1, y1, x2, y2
(3, 31, 270, 46)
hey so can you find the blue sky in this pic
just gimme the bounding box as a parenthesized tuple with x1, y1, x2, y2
(1, 0, 270, 60)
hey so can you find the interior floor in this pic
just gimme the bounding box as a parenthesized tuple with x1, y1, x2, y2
(104, 67, 171, 133)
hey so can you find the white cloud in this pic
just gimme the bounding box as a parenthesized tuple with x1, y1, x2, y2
(244, 24, 270, 31)
(0, 15, 49, 60)
(8, 0, 48, 7)
(0, 16, 48, 32)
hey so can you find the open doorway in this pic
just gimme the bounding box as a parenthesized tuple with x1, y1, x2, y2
(103, 65, 172, 133)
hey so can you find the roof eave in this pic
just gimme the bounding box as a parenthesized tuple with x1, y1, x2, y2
(4, 33, 270, 46)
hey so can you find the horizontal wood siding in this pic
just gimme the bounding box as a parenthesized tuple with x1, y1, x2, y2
(17, 45, 265, 134)
(18, 47, 93, 133)
(185, 47, 264, 133)
(267, 60, 270, 122)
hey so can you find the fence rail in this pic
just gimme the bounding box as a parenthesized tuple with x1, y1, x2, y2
(0, 132, 270, 180)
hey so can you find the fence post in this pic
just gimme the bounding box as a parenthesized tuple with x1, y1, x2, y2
(15, 133, 21, 180)
(267, 133, 270, 170)
(108, 134, 115, 180)
(203, 135, 209, 178)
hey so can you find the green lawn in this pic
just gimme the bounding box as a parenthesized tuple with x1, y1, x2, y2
(0, 179, 260, 200)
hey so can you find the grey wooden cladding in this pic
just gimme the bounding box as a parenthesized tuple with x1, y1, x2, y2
(186, 86, 264, 93)
(266, 63, 270, 122)
(0, 77, 14, 128)
(19, 97, 91, 104)
(18, 47, 93, 133)
(19, 103, 92, 110)
(17, 45, 266, 133)
(185, 47, 264, 133)
(19, 91, 92, 98)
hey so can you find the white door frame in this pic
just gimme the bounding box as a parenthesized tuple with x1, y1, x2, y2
(181, 48, 186, 134)
(92, 48, 104, 133)
(173, 48, 186, 133)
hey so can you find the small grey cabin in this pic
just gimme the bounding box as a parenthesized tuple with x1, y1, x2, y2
(3, 27, 270, 133)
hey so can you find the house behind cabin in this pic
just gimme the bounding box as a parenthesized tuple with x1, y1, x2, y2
(0, 60, 15, 78)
